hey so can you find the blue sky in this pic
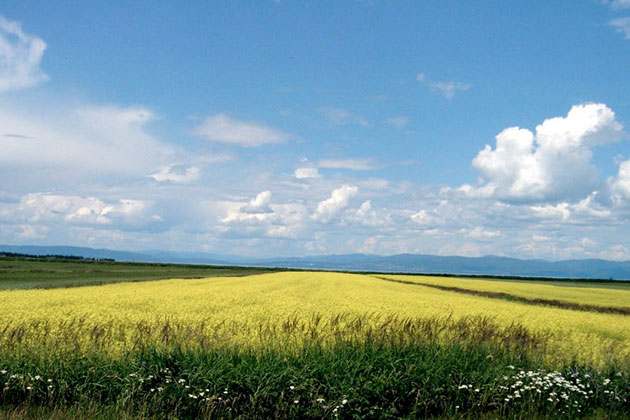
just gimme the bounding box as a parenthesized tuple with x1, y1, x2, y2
(1, 1, 630, 260)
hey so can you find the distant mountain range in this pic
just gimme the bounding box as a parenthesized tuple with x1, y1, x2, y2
(2, 244, 630, 280)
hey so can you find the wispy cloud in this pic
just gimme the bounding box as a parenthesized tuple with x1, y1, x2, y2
(192, 113, 291, 147)
(0, 15, 48, 93)
(417, 72, 471, 99)
(428, 81, 471, 99)
(385, 116, 409, 129)
(319, 107, 369, 126)
(318, 158, 378, 171)
(609, 17, 630, 39)
(603, 0, 630, 10)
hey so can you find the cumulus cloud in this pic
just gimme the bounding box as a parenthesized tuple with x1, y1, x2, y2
(221, 191, 307, 239)
(319, 107, 369, 126)
(607, 158, 630, 205)
(192, 113, 291, 147)
(150, 165, 200, 183)
(609, 17, 630, 39)
(0, 193, 160, 229)
(464, 103, 624, 202)
(318, 158, 377, 171)
(294, 167, 321, 179)
(312, 185, 358, 223)
(0, 15, 48, 92)
(346, 200, 390, 227)
(410, 209, 440, 226)
(241, 191, 273, 214)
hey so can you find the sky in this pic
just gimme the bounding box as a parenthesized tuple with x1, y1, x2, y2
(1, 1, 630, 260)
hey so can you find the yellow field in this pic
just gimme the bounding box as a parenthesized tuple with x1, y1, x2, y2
(381, 274, 630, 309)
(1, 271, 629, 368)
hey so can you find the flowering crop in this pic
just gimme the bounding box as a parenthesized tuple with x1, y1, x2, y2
(383, 274, 630, 309)
(0, 272, 629, 368)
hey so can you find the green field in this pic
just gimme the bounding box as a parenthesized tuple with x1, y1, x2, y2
(1, 257, 629, 419)
(0, 256, 276, 290)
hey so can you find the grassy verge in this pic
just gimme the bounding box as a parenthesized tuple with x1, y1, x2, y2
(1, 342, 628, 419)
(1, 315, 629, 419)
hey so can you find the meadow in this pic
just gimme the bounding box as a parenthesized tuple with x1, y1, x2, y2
(1, 258, 629, 419)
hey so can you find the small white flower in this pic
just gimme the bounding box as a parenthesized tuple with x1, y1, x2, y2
(342, 399, 347, 405)
(294, 400, 299, 404)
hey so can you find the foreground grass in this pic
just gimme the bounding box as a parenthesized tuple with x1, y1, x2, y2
(1, 338, 628, 419)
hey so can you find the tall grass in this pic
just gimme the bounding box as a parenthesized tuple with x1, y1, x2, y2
(1, 314, 629, 419)
(0, 314, 550, 359)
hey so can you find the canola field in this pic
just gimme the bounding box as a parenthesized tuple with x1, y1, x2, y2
(381, 274, 630, 310)
(1, 271, 630, 368)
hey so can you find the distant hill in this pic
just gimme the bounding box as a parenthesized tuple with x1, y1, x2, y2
(2, 244, 630, 280)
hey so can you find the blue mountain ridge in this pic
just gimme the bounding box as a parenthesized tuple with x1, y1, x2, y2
(2, 244, 630, 280)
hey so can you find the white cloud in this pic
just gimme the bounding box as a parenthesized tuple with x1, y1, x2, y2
(599, 244, 630, 261)
(530, 203, 571, 220)
(312, 185, 358, 223)
(0, 193, 159, 229)
(0, 103, 179, 183)
(467, 103, 624, 202)
(464, 226, 501, 239)
(607, 158, 630, 205)
(16, 224, 47, 239)
(192, 113, 291, 147)
(319, 107, 369, 126)
(294, 167, 321, 179)
(348, 200, 389, 227)
(429, 81, 471, 99)
(151, 165, 200, 183)
(386, 116, 409, 129)
(610, 17, 630, 39)
(417, 73, 471, 98)
(604, 0, 630, 10)
(220, 192, 307, 239)
(0, 15, 48, 93)
(318, 158, 377, 171)
(241, 191, 273, 214)
(410, 209, 439, 226)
